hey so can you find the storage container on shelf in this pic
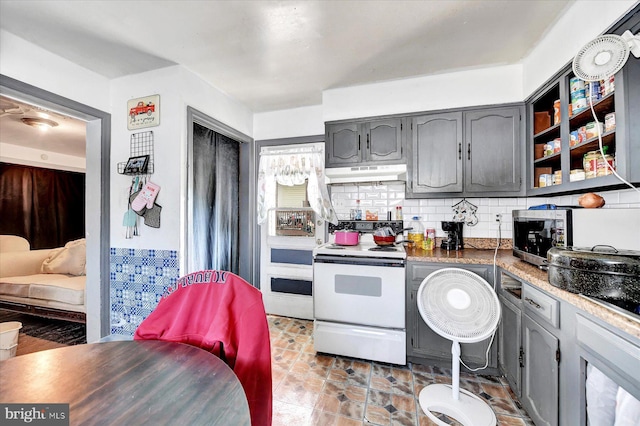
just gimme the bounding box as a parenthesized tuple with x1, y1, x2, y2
(407, 217, 424, 248)
(583, 151, 600, 179)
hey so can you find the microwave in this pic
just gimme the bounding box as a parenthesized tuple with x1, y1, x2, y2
(512, 208, 640, 268)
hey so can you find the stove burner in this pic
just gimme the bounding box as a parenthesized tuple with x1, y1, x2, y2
(369, 246, 400, 252)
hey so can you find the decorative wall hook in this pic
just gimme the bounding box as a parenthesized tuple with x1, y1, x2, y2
(452, 198, 479, 226)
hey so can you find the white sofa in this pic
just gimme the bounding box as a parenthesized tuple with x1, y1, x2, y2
(0, 235, 86, 322)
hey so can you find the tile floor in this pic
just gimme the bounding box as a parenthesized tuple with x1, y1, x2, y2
(268, 315, 534, 426)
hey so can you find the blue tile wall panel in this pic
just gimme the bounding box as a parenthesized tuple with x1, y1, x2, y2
(109, 247, 180, 336)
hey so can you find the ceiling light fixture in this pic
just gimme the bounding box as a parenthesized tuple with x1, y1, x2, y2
(21, 117, 58, 131)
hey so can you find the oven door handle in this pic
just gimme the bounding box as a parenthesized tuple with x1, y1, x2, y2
(314, 255, 405, 267)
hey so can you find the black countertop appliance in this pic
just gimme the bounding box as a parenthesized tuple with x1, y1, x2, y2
(441, 221, 464, 250)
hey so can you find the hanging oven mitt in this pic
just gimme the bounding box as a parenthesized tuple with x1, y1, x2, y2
(143, 203, 162, 228)
(129, 190, 161, 227)
(131, 181, 160, 213)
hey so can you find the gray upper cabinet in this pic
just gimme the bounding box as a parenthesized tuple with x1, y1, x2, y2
(464, 107, 522, 193)
(410, 112, 463, 193)
(367, 119, 403, 162)
(325, 122, 360, 166)
(407, 104, 524, 198)
(325, 118, 403, 167)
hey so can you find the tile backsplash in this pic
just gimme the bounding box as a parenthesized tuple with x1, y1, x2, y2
(109, 247, 180, 336)
(329, 184, 640, 240)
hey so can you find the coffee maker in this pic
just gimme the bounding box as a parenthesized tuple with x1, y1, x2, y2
(441, 221, 464, 250)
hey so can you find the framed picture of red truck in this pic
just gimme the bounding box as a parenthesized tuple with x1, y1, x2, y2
(127, 94, 160, 130)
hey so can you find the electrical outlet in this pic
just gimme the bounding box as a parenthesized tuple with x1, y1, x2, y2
(495, 213, 502, 223)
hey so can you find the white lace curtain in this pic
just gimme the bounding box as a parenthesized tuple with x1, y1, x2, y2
(257, 147, 337, 225)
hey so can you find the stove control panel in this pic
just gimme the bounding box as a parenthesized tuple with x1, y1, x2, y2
(329, 220, 404, 234)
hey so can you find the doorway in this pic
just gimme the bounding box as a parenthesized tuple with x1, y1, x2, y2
(0, 74, 111, 342)
(256, 136, 326, 319)
(185, 107, 253, 281)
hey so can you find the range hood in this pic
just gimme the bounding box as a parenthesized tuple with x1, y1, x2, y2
(324, 164, 407, 184)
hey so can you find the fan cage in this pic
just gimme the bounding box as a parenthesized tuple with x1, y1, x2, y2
(572, 34, 630, 82)
(416, 268, 500, 343)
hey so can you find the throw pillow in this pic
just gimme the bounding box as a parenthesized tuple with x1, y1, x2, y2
(41, 239, 86, 276)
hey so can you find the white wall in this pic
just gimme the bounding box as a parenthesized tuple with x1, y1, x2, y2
(109, 65, 254, 251)
(0, 30, 110, 112)
(0, 143, 86, 172)
(323, 64, 524, 122)
(522, 0, 638, 98)
(253, 105, 324, 140)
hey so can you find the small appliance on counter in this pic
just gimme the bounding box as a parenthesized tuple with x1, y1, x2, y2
(512, 207, 640, 268)
(441, 221, 464, 250)
(547, 246, 640, 319)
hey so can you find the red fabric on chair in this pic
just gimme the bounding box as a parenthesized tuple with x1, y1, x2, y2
(134, 270, 272, 426)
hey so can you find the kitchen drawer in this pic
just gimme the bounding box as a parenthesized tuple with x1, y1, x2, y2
(522, 284, 559, 329)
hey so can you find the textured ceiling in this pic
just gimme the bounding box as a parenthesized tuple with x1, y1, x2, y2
(0, 95, 86, 159)
(0, 0, 573, 113)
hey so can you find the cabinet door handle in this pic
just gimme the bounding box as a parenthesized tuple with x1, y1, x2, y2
(525, 297, 541, 309)
(367, 134, 370, 150)
(358, 135, 361, 151)
(458, 143, 462, 160)
(467, 144, 471, 160)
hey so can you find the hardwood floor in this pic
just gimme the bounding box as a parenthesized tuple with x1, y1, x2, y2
(0, 309, 86, 356)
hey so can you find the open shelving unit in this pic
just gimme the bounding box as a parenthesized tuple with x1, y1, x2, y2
(526, 63, 638, 195)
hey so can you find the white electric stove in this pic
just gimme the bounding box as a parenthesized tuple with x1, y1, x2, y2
(312, 220, 407, 365)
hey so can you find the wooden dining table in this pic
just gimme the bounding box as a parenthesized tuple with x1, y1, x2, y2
(0, 340, 250, 425)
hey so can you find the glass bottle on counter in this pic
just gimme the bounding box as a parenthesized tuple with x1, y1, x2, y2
(354, 199, 362, 220)
(395, 205, 403, 220)
(407, 216, 424, 249)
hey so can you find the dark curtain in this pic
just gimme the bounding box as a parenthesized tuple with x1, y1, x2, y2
(191, 123, 240, 274)
(0, 163, 85, 249)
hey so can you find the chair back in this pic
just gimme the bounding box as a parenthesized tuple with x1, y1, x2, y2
(135, 270, 272, 426)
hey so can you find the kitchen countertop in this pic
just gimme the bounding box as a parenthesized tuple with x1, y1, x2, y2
(406, 247, 640, 340)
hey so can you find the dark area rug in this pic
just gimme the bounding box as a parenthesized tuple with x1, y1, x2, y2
(0, 309, 86, 345)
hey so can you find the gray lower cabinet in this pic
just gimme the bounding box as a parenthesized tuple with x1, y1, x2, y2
(522, 314, 559, 426)
(498, 274, 560, 426)
(325, 118, 404, 167)
(520, 283, 560, 426)
(499, 294, 522, 397)
(406, 262, 498, 371)
(407, 104, 524, 197)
